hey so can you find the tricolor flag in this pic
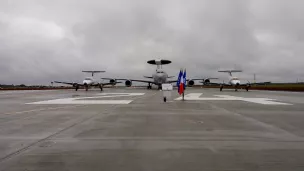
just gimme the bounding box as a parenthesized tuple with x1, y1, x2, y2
(179, 72, 184, 95)
(177, 69, 183, 94)
(183, 69, 187, 90)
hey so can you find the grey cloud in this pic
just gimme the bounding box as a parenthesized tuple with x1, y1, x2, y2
(0, 0, 304, 85)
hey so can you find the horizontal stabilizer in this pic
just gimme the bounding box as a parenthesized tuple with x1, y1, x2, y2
(82, 71, 105, 76)
(218, 70, 242, 73)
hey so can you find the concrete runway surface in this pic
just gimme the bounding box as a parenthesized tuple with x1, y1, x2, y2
(0, 88, 304, 171)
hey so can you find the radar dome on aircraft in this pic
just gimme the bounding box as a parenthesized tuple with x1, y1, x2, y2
(147, 59, 172, 65)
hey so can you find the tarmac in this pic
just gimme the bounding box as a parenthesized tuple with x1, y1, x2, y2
(0, 87, 304, 171)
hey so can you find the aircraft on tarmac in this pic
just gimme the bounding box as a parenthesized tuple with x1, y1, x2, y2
(102, 59, 217, 90)
(54, 71, 115, 91)
(218, 70, 270, 91)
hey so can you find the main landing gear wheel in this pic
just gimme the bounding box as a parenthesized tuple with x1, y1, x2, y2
(163, 97, 167, 102)
(99, 85, 103, 91)
(220, 86, 223, 91)
(75, 86, 79, 91)
(147, 84, 152, 89)
(85, 86, 88, 91)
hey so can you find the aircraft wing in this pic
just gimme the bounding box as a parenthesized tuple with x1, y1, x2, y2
(247, 81, 271, 86)
(199, 82, 222, 85)
(189, 77, 218, 81)
(144, 76, 153, 79)
(54, 81, 79, 86)
(254, 81, 271, 85)
(167, 80, 179, 83)
(128, 79, 157, 84)
(101, 82, 122, 86)
(102, 78, 157, 84)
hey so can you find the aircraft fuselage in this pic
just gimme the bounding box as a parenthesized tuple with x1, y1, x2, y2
(152, 69, 168, 85)
(229, 77, 241, 86)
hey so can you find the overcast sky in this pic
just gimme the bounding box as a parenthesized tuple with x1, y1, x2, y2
(1, 0, 304, 85)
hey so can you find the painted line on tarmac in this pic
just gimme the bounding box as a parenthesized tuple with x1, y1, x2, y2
(175, 93, 292, 105)
(2, 105, 85, 116)
(26, 93, 145, 105)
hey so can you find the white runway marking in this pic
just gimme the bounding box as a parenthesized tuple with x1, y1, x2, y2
(27, 93, 145, 105)
(175, 93, 292, 105)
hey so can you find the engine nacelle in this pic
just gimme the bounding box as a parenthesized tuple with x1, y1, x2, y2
(203, 79, 210, 85)
(110, 79, 116, 85)
(125, 80, 132, 87)
(188, 80, 195, 87)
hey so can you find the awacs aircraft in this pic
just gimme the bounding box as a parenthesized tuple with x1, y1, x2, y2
(218, 70, 270, 91)
(102, 59, 217, 89)
(54, 71, 115, 91)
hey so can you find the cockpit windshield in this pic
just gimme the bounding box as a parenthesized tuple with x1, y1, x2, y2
(156, 69, 165, 74)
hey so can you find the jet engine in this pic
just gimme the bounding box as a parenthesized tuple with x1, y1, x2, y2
(188, 80, 195, 87)
(109, 79, 116, 85)
(125, 80, 132, 87)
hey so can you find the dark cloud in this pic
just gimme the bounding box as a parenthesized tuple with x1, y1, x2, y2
(1, 0, 304, 85)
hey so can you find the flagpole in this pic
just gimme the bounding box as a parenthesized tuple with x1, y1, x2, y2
(182, 68, 186, 101)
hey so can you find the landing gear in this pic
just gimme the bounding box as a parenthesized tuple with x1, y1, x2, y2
(75, 86, 79, 91)
(163, 97, 167, 102)
(158, 85, 162, 90)
(85, 86, 88, 91)
(220, 85, 223, 91)
(147, 83, 152, 89)
(99, 84, 103, 91)
(245, 85, 250, 92)
(235, 85, 239, 92)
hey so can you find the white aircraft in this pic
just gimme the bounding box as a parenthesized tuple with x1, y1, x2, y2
(54, 71, 115, 91)
(102, 59, 217, 89)
(218, 70, 270, 91)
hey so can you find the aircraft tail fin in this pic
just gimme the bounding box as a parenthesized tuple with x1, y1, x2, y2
(82, 71, 105, 77)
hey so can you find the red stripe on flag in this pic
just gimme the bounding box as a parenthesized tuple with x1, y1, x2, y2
(179, 82, 184, 95)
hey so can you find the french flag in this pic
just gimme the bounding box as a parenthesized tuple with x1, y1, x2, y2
(177, 69, 186, 95)
(177, 69, 183, 94)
